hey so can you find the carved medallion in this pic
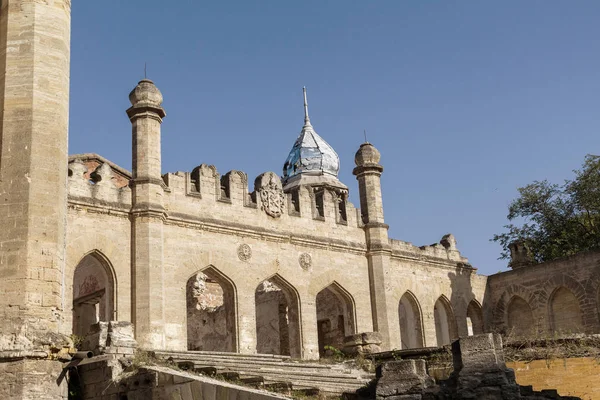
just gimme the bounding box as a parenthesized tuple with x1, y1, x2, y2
(256, 172, 285, 218)
(299, 253, 312, 270)
(237, 244, 252, 261)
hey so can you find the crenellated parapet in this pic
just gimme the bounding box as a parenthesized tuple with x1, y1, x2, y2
(161, 164, 364, 233)
(67, 154, 132, 210)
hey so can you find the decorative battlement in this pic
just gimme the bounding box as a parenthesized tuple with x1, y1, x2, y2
(162, 164, 362, 230)
(68, 154, 131, 209)
(67, 156, 364, 234)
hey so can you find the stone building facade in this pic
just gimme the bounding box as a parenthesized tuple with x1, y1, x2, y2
(64, 80, 487, 358)
(2, 1, 600, 398)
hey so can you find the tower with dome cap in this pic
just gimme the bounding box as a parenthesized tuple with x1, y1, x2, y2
(353, 141, 393, 349)
(127, 78, 168, 349)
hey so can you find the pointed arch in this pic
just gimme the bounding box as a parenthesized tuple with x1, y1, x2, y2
(549, 286, 584, 335)
(398, 291, 424, 349)
(255, 273, 302, 358)
(507, 295, 534, 337)
(315, 281, 357, 356)
(433, 295, 458, 346)
(466, 299, 484, 336)
(72, 250, 116, 336)
(186, 265, 238, 352)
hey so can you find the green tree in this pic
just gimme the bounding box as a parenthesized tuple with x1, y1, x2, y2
(492, 155, 600, 263)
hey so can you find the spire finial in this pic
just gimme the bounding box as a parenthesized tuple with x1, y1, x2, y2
(303, 86, 311, 126)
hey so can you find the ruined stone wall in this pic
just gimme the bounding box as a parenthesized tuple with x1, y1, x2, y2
(485, 250, 600, 337)
(186, 276, 232, 351)
(385, 246, 488, 350)
(255, 287, 286, 355)
(63, 154, 489, 358)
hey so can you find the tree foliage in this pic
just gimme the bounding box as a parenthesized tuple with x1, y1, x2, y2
(492, 155, 600, 263)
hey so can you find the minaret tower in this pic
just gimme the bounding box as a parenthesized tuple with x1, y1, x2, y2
(127, 79, 167, 349)
(353, 142, 392, 349)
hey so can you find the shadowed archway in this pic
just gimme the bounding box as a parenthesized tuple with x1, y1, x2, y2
(72, 251, 116, 337)
(466, 300, 484, 336)
(255, 274, 302, 358)
(434, 296, 458, 346)
(316, 282, 357, 356)
(398, 291, 424, 349)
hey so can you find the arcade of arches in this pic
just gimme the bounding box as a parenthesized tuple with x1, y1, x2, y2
(71, 252, 600, 355)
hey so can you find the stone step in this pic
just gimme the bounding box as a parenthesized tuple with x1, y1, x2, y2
(174, 357, 358, 375)
(163, 350, 374, 396)
(157, 350, 290, 361)
(187, 362, 368, 384)
(264, 381, 293, 395)
(167, 354, 337, 370)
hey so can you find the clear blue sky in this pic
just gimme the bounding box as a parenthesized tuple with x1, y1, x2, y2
(68, 2, 600, 275)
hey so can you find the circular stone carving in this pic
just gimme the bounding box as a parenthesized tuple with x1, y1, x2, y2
(299, 253, 312, 270)
(237, 244, 252, 262)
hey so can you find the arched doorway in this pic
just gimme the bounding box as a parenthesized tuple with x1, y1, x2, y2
(433, 296, 457, 346)
(255, 275, 302, 358)
(549, 286, 583, 335)
(315, 282, 356, 356)
(72, 252, 115, 337)
(186, 266, 237, 352)
(507, 296, 534, 337)
(398, 291, 424, 349)
(466, 300, 484, 336)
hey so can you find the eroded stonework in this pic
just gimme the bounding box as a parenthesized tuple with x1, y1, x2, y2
(237, 244, 252, 262)
(298, 253, 312, 270)
(2, 4, 600, 397)
(256, 172, 285, 218)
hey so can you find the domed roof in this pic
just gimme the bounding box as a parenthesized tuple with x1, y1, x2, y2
(283, 88, 340, 181)
(129, 79, 163, 107)
(355, 142, 381, 167)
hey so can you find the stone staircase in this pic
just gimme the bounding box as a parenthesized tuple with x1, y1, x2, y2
(155, 350, 375, 396)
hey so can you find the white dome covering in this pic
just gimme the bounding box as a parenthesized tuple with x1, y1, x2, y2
(283, 88, 340, 181)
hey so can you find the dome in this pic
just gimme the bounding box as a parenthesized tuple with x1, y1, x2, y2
(283, 125, 340, 180)
(129, 79, 163, 107)
(283, 88, 340, 181)
(354, 142, 381, 167)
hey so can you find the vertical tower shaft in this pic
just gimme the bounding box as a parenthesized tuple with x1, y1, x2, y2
(353, 142, 392, 349)
(127, 79, 167, 349)
(0, 0, 72, 397)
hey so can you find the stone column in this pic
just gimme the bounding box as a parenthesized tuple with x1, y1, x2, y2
(127, 79, 167, 349)
(353, 142, 392, 350)
(0, 0, 71, 398)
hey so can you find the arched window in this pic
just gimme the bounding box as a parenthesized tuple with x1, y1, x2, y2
(187, 266, 237, 352)
(315, 282, 356, 356)
(398, 292, 424, 349)
(433, 296, 458, 346)
(72, 252, 115, 337)
(255, 274, 302, 358)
